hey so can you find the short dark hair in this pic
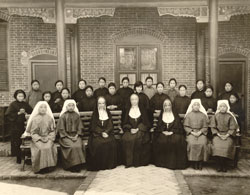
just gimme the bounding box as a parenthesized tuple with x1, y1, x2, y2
(31, 79, 40, 85)
(145, 76, 153, 82)
(196, 79, 205, 85)
(78, 79, 87, 85)
(42, 91, 52, 100)
(178, 85, 187, 90)
(156, 82, 164, 88)
(205, 85, 214, 91)
(55, 80, 64, 86)
(134, 81, 144, 91)
(98, 77, 106, 83)
(108, 82, 116, 89)
(14, 89, 26, 99)
(225, 81, 233, 87)
(61, 88, 70, 94)
(169, 78, 177, 85)
(85, 85, 93, 91)
(122, 77, 130, 83)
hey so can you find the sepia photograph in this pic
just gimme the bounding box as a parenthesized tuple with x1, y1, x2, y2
(0, 0, 250, 194)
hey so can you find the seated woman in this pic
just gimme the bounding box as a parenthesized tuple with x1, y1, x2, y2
(152, 98, 187, 169)
(72, 79, 87, 104)
(54, 88, 71, 112)
(78, 85, 96, 112)
(150, 82, 170, 113)
(57, 100, 86, 172)
(218, 82, 235, 100)
(88, 96, 117, 171)
(183, 99, 209, 170)
(210, 100, 238, 172)
(5, 89, 33, 164)
(24, 101, 57, 173)
(121, 93, 151, 167)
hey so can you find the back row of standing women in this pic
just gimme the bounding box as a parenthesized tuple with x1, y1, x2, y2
(5, 76, 242, 173)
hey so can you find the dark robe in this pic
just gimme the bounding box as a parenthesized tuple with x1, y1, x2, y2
(201, 96, 217, 112)
(121, 106, 151, 167)
(93, 87, 109, 99)
(105, 93, 123, 110)
(191, 89, 205, 100)
(88, 109, 117, 171)
(173, 95, 191, 115)
(78, 96, 96, 112)
(47, 100, 56, 113)
(230, 101, 244, 131)
(54, 98, 69, 113)
(57, 111, 85, 169)
(117, 87, 134, 106)
(5, 101, 32, 158)
(153, 110, 187, 169)
(150, 93, 170, 111)
(72, 89, 86, 104)
(218, 91, 235, 100)
(52, 91, 61, 102)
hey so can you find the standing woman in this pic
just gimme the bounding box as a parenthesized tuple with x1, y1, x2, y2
(150, 82, 170, 113)
(218, 82, 235, 100)
(210, 100, 238, 172)
(121, 93, 151, 167)
(42, 91, 55, 112)
(183, 99, 209, 170)
(72, 79, 87, 104)
(24, 101, 57, 173)
(166, 78, 179, 102)
(173, 85, 191, 115)
(191, 80, 206, 100)
(152, 98, 187, 169)
(78, 85, 96, 112)
(5, 90, 33, 163)
(88, 97, 117, 171)
(201, 85, 217, 114)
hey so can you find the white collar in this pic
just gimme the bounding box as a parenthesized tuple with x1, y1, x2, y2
(129, 106, 141, 119)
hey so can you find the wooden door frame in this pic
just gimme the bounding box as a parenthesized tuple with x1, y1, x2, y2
(218, 57, 248, 132)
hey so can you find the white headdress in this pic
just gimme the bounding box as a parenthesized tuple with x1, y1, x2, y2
(185, 99, 207, 118)
(24, 101, 55, 137)
(162, 99, 174, 124)
(60, 99, 79, 117)
(97, 96, 109, 120)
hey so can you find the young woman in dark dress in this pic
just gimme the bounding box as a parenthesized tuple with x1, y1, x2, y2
(88, 96, 117, 171)
(150, 82, 170, 115)
(72, 79, 87, 105)
(117, 77, 134, 106)
(121, 93, 151, 167)
(54, 88, 71, 112)
(5, 90, 33, 163)
(191, 80, 205, 100)
(201, 85, 217, 114)
(173, 85, 191, 115)
(42, 91, 55, 112)
(52, 80, 64, 104)
(218, 82, 235, 100)
(105, 82, 123, 111)
(93, 77, 109, 98)
(152, 98, 187, 169)
(78, 85, 96, 112)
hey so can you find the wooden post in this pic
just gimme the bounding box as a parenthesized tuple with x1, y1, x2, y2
(209, 0, 218, 96)
(196, 23, 206, 82)
(55, 0, 67, 85)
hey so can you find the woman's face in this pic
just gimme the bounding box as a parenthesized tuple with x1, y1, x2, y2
(16, 93, 25, 102)
(108, 86, 116, 95)
(61, 89, 69, 100)
(229, 95, 237, 104)
(219, 103, 228, 113)
(163, 99, 172, 112)
(98, 97, 106, 109)
(56, 82, 63, 92)
(205, 88, 213, 97)
(146, 79, 153, 87)
(169, 80, 176, 89)
(79, 81, 86, 90)
(43, 93, 51, 102)
(85, 88, 93, 97)
(196, 81, 204, 91)
(99, 79, 106, 88)
(179, 87, 186, 97)
(225, 83, 233, 92)
(157, 84, 164, 94)
(66, 103, 75, 112)
(192, 102, 200, 112)
(130, 94, 139, 107)
(122, 80, 129, 88)
(32, 82, 40, 91)
(135, 86, 143, 93)
(38, 104, 47, 115)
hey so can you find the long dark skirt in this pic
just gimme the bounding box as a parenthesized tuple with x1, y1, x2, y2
(59, 137, 86, 169)
(121, 131, 151, 167)
(153, 133, 187, 169)
(88, 135, 117, 171)
(10, 122, 24, 159)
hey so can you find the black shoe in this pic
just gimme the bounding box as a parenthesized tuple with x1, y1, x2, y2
(198, 162, 203, 170)
(16, 157, 21, 164)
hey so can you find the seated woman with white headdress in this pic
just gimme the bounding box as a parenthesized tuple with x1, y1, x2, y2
(121, 93, 151, 167)
(210, 100, 238, 172)
(57, 99, 86, 172)
(87, 96, 117, 171)
(24, 101, 57, 173)
(183, 99, 209, 170)
(152, 98, 187, 170)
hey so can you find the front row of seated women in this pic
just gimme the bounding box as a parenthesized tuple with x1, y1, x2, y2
(22, 93, 238, 174)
